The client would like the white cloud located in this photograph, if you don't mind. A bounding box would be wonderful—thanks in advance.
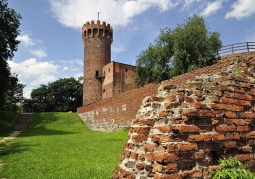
[112,45,126,53]
[8,58,60,79]
[8,58,60,98]
[16,34,35,47]
[225,0,255,19]
[200,0,223,17]
[63,66,68,71]
[30,74,57,86]
[49,0,178,29]
[29,48,47,58]
[181,0,201,10]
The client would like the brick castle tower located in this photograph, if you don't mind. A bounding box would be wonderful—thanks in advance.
[82,20,113,105]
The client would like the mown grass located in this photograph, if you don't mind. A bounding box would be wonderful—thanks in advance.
[0,112,128,179]
[0,111,18,140]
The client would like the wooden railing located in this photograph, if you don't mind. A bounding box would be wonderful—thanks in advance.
[218,42,255,56]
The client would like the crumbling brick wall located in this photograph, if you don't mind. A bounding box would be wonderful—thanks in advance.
[112,52,255,179]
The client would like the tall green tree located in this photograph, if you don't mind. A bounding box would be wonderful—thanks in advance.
[0,0,22,106]
[23,77,83,112]
[135,15,222,87]
[1,74,25,111]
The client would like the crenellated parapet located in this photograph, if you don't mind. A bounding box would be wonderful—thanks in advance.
[82,20,113,42]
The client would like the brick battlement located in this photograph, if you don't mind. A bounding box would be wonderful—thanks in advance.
[82,20,113,40]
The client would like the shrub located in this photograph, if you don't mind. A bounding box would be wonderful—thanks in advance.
[211,158,255,179]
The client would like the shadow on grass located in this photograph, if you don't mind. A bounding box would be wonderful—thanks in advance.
[20,126,76,137]
[18,112,79,137]
[0,141,35,156]
[0,111,18,139]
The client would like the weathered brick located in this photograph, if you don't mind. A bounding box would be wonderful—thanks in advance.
[209,166,219,172]
[233,99,251,106]
[211,134,225,141]
[130,152,138,160]
[179,125,199,133]
[225,105,244,111]
[167,95,176,102]
[154,173,182,179]
[145,153,153,162]
[191,170,203,178]
[209,103,226,110]
[149,96,164,102]
[167,144,176,152]
[136,163,145,170]
[132,119,155,126]
[238,112,255,119]
[195,151,204,159]
[223,141,237,148]
[224,111,236,118]
[204,134,212,142]
[178,143,198,151]
[153,163,163,172]
[157,126,171,133]
[157,145,166,152]
[211,118,219,125]
[132,135,148,143]
[132,127,150,135]
[246,131,255,139]
[215,125,236,132]
[235,154,251,161]
[185,96,195,103]
[237,126,250,132]
[225,133,240,140]
[160,135,173,143]
[143,143,156,152]
[165,102,179,109]
[191,102,208,109]
[233,119,251,125]
[124,150,131,157]
[240,146,253,153]
[165,163,177,172]
[188,135,204,142]
[182,109,218,117]
[234,93,253,101]
[158,110,168,117]
[153,153,175,163]
[220,97,234,104]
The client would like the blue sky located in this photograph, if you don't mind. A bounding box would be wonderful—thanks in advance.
[7,0,255,98]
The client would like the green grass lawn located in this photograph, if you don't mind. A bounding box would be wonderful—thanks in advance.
[0,111,18,140]
[0,112,128,179]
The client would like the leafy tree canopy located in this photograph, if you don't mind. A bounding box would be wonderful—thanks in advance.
[135,15,222,87]
[23,77,83,112]
[0,0,22,105]
[0,73,25,111]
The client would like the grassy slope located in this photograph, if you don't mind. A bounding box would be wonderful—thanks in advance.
[0,112,128,179]
[0,111,18,140]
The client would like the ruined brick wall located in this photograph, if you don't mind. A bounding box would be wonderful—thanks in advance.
[112,52,255,179]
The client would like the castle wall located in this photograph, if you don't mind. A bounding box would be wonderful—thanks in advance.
[78,83,158,131]
[112,52,255,178]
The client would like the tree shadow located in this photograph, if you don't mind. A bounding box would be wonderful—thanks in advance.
[0,141,35,157]
[17,112,79,137]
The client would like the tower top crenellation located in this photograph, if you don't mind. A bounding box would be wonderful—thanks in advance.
[82,20,112,31]
[82,20,113,41]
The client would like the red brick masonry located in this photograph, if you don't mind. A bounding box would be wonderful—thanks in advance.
[111,52,255,178]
